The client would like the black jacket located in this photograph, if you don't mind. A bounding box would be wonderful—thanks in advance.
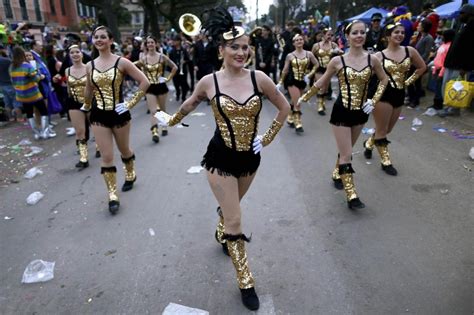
[444,20,474,70]
[169,47,191,76]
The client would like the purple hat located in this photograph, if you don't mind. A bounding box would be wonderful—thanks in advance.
[393,6,409,16]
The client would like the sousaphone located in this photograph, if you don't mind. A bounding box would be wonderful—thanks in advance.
[179,13,201,36]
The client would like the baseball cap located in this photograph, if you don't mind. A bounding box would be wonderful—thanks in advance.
[371,13,383,21]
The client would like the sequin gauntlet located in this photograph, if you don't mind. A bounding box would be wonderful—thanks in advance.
[301,85,320,102]
[223,234,255,289]
[82,99,92,111]
[306,65,317,78]
[404,72,420,87]
[168,110,187,127]
[261,119,283,147]
[278,72,287,85]
[126,89,146,110]
[371,82,387,104]
[165,73,174,82]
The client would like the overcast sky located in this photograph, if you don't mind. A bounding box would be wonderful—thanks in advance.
[243,0,273,21]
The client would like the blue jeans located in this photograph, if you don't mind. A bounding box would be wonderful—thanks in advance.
[0,85,21,109]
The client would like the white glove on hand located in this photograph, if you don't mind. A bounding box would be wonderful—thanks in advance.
[297,96,305,106]
[80,105,90,112]
[158,76,167,83]
[362,99,375,114]
[304,75,310,85]
[252,135,263,154]
[115,102,129,115]
[276,83,283,92]
[154,111,172,127]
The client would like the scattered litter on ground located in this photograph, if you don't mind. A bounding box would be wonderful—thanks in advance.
[366,161,372,165]
[162,303,209,315]
[52,150,62,157]
[190,112,206,117]
[26,191,44,205]
[398,115,406,120]
[451,130,474,140]
[462,164,472,172]
[433,127,447,133]
[186,166,204,174]
[24,146,43,157]
[18,139,32,146]
[422,108,437,116]
[176,125,185,129]
[87,298,93,303]
[21,259,55,283]
[0,145,6,149]
[469,147,474,160]
[104,249,117,256]
[411,118,423,131]
[66,127,75,136]
[201,124,206,127]
[24,167,43,179]
[148,228,156,236]
[4,216,14,220]
[440,189,449,195]
[362,127,375,135]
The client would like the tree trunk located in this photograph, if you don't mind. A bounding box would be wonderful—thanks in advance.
[79,0,121,43]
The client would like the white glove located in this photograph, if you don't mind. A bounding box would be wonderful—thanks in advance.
[252,135,263,154]
[80,105,90,112]
[154,111,172,127]
[304,75,310,85]
[276,83,283,92]
[158,76,167,83]
[331,48,339,54]
[297,96,305,106]
[362,99,375,114]
[115,102,129,115]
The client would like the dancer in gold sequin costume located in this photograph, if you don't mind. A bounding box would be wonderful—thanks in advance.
[135,36,177,143]
[299,21,388,210]
[82,26,150,214]
[278,33,318,132]
[311,28,342,115]
[65,45,89,169]
[363,23,426,175]
[155,7,290,310]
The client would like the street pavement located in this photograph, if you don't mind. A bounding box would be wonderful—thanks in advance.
[1,90,473,314]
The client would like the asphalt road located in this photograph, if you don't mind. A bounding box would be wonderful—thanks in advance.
[1,90,473,314]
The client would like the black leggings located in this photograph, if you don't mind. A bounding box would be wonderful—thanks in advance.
[23,100,48,118]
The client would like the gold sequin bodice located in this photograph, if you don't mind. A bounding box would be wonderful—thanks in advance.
[67,74,86,104]
[290,54,310,81]
[337,62,372,110]
[91,61,124,111]
[211,94,262,151]
[141,60,165,84]
[382,52,411,89]
[313,45,332,68]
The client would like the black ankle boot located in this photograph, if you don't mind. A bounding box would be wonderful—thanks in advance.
[109,200,120,214]
[240,287,260,310]
[75,161,89,168]
[333,178,343,190]
[348,198,365,210]
[382,164,398,176]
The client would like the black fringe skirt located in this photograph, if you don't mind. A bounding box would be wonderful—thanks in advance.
[66,97,82,111]
[380,84,405,108]
[201,136,260,178]
[330,95,369,127]
[147,83,169,96]
[90,106,131,129]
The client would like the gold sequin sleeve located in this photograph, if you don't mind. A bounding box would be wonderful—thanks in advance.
[261,119,283,147]
[168,110,187,127]
[278,71,287,85]
[371,82,387,104]
[126,89,146,110]
[134,60,143,68]
[404,72,420,87]
[300,85,320,102]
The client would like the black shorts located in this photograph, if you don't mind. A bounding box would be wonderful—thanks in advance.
[380,84,405,108]
[316,66,327,74]
[284,78,306,90]
[147,83,169,96]
[90,106,131,129]
[201,135,260,178]
[66,97,82,111]
[330,95,369,127]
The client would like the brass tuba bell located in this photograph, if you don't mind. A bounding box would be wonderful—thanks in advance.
[179,13,201,37]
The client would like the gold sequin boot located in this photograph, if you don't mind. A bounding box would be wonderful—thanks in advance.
[294,110,304,133]
[151,124,160,143]
[339,163,365,210]
[363,135,374,159]
[286,105,295,128]
[101,166,120,214]
[317,96,326,115]
[214,207,229,256]
[121,154,136,192]
[75,139,89,169]
[374,138,398,176]
[223,234,259,310]
[332,154,343,190]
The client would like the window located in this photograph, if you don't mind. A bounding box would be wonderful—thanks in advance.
[19,0,28,20]
[3,0,13,19]
[134,13,142,24]
[60,0,66,15]
[50,0,56,15]
[34,0,42,21]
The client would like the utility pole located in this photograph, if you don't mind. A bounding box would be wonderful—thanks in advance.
[256,0,259,26]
